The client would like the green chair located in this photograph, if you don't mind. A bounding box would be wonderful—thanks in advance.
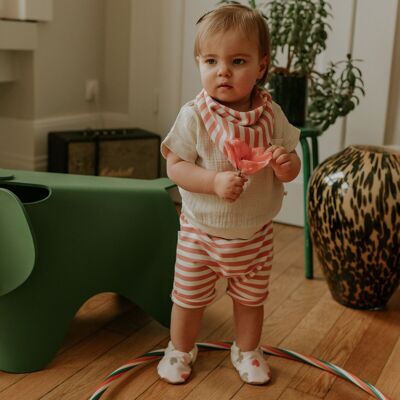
[0,169,178,373]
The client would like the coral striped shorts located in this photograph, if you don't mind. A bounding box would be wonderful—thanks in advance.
[171,214,273,309]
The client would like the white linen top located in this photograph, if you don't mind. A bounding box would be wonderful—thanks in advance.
[161,100,300,239]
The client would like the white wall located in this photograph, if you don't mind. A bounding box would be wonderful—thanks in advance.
[128,0,162,134]
[386,0,400,146]
[33,0,106,166]
[345,0,398,147]
[125,0,186,138]
[34,0,105,118]
[156,0,185,136]
[180,0,211,105]
[103,0,130,115]
[0,0,399,202]
[0,0,105,170]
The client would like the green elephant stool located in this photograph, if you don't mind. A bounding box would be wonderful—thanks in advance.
[0,168,179,373]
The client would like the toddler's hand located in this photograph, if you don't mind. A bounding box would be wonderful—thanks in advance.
[267,145,300,182]
[213,171,247,202]
[267,145,291,170]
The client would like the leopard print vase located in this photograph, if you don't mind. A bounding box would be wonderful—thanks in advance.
[308,145,400,309]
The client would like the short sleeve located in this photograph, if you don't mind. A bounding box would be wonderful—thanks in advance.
[161,104,199,163]
[270,102,300,152]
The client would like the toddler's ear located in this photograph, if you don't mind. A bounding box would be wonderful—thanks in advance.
[258,55,268,78]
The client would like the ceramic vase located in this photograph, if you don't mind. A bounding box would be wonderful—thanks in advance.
[308,145,400,309]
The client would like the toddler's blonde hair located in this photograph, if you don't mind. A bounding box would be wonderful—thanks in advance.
[194,4,271,85]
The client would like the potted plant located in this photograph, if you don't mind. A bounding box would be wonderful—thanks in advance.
[219,0,365,130]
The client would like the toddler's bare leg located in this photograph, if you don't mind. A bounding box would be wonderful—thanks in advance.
[231,300,270,384]
[233,300,264,350]
[157,303,204,383]
[170,303,205,352]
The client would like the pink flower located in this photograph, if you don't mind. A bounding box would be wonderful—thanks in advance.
[224,139,272,175]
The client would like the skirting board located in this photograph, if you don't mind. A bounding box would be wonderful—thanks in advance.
[0,151,36,170]
[0,116,34,169]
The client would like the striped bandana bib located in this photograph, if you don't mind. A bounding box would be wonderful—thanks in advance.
[195,88,275,159]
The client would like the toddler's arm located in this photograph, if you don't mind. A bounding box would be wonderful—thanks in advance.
[166,150,247,202]
[267,146,301,183]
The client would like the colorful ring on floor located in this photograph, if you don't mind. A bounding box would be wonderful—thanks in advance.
[89,341,390,400]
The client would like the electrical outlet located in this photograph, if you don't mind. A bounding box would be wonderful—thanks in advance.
[85,79,99,102]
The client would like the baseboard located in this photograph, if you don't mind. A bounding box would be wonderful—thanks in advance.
[0,151,35,170]
[33,154,48,171]
[0,117,34,170]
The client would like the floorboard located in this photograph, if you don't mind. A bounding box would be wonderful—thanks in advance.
[0,223,399,400]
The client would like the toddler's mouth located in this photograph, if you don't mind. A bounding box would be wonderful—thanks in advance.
[218,84,233,88]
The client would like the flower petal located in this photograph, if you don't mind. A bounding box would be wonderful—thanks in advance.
[235,139,251,159]
[224,141,239,169]
[224,139,271,175]
[239,156,272,175]
[249,149,273,163]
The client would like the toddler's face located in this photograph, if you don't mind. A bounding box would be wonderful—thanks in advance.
[197,29,267,112]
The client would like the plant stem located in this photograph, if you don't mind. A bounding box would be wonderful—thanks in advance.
[249,0,257,8]
[287,46,293,73]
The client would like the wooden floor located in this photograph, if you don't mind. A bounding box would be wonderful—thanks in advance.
[1,223,399,400]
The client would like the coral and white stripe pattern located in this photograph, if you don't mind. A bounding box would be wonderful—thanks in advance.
[195,88,275,166]
[172,214,273,309]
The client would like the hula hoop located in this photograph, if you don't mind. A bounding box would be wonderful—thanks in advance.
[89,341,390,400]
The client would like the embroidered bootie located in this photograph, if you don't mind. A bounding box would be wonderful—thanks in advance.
[230,342,271,385]
[157,341,198,384]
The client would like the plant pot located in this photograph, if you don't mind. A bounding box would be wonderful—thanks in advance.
[268,74,308,126]
[307,145,400,310]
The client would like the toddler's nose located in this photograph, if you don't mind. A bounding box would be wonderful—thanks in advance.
[218,63,231,77]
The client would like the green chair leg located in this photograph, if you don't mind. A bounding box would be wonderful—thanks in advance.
[300,138,313,279]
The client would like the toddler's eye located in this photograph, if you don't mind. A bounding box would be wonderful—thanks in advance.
[205,58,216,65]
[233,58,245,65]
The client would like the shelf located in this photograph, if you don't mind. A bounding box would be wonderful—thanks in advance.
[0,0,52,22]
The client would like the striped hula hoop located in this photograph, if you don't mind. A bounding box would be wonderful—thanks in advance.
[89,341,390,400]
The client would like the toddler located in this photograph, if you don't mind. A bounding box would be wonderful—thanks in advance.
[157,4,301,385]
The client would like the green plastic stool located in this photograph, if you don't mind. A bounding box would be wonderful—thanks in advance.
[0,169,179,373]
